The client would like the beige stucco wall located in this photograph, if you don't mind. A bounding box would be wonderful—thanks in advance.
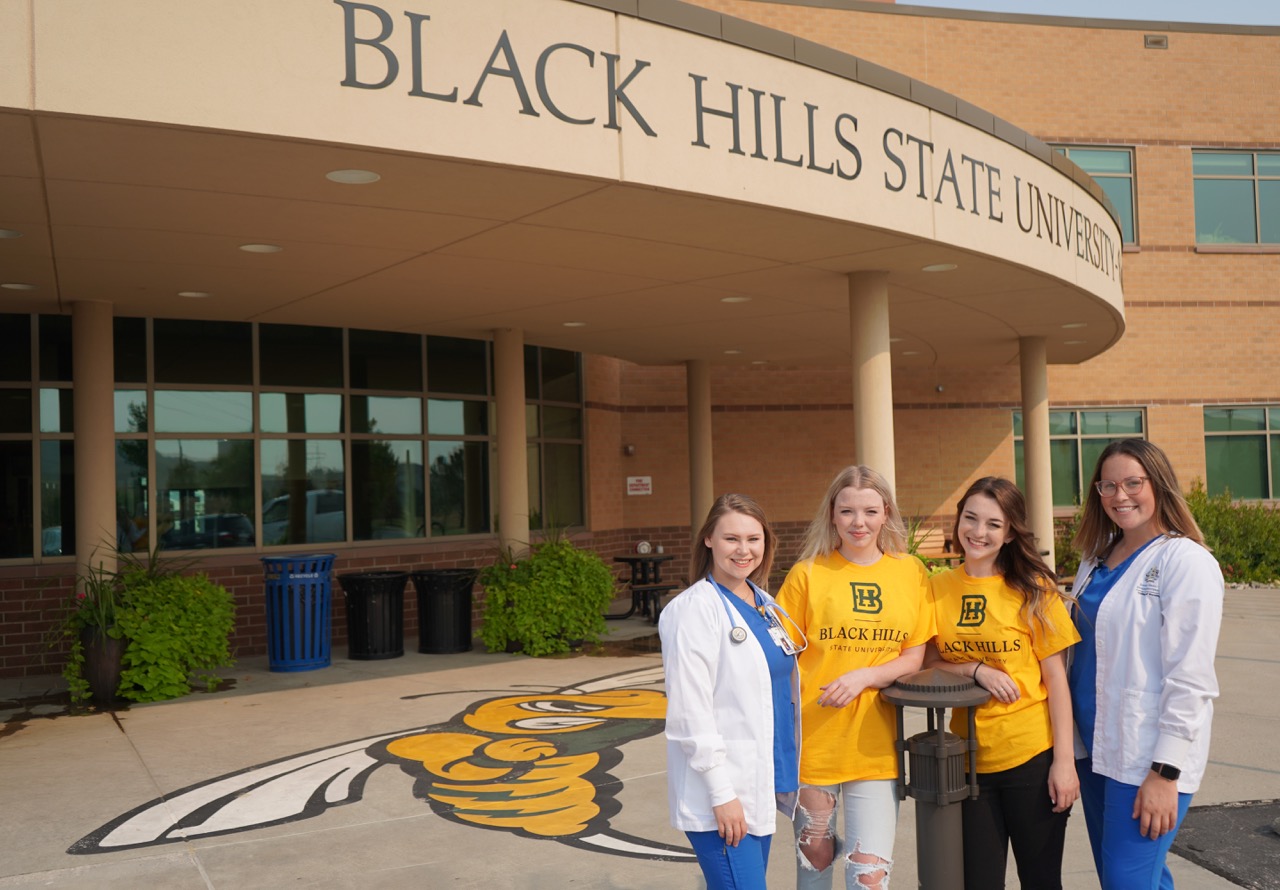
[6,0,1121,312]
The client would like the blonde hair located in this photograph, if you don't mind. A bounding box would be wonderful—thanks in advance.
[798,465,907,561]
[690,493,777,588]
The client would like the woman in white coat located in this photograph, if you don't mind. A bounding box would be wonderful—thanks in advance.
[659,493,803,889]
[1068,438,1224,889]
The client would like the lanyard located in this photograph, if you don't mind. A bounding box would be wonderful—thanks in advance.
[710,578,807,654]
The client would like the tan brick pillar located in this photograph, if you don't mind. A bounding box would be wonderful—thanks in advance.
[849,272,896,492]
[686,358,713,533]
[493,328,530,557]
[1019,336,1055,569]
[72,300,117,582]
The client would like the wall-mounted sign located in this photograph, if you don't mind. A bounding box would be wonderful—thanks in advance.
[626,476,652,496]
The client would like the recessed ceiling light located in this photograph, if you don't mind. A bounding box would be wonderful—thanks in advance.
[239,243,283,253]
[1,282,36,290]
[889,337,904,343]
[901,350,920,356]
[562,321,586,327]
[326,169,381,185]
[720,296,752,303]
[178,291,211,299]
[922,263,957,273]
[0,229,22,239]
[1062,322,1088,329]
[751,359,768,365]
[1064,339,1086,345]
[724,349,742,355]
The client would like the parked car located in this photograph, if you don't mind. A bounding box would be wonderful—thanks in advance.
[261,490,345,545]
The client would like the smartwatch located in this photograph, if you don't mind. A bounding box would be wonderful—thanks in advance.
[1150,761,1181,781]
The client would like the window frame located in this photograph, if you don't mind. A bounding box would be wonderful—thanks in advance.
[1192,149,1280,246]
[1203,405,1280,500]
[1053,145,1138,245]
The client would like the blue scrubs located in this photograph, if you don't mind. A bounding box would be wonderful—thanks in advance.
[1069,539,1192,890]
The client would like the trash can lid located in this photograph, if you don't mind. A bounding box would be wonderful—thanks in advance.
[881,668,991,709]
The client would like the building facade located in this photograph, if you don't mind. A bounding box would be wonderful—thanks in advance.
[1,0,1275,677]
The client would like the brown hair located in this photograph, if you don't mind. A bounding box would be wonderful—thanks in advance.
[798,465,907,561]
[1073,438,1204,561]
[690,493,777,588]
[955,477,1066,638]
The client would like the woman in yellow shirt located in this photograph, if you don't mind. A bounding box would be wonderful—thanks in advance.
[777,465,934,890]
[926,476,1079,889]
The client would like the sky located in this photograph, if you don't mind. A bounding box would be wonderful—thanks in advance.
[911,0,1280,26]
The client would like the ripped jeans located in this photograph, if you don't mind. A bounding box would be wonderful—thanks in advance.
[793,779,898,890]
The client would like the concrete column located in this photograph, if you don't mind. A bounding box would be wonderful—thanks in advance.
[686,359,714,532]
[1019,336,1055,570]
[493,328,530,556]
[72,301,117,580]
[849,272,896,492]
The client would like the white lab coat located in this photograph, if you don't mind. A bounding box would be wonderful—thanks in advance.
[1072,534,1224,792]
[659,577,801,835]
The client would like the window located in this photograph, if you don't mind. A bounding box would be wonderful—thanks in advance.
[1193,150,1280,244]
[1014,409,1145,507]
[1204,407,1280,499]
[1055,146,1137,244]
[522,346,584,529]
[3,314,585,560]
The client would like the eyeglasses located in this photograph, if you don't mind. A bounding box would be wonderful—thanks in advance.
[1095,476,1149,498]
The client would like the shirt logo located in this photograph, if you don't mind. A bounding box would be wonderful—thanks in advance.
[1138,566,1161,596]
[957,594,987,627]
[850,582,883,614]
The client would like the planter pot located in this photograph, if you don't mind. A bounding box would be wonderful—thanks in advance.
[80,627,127,706]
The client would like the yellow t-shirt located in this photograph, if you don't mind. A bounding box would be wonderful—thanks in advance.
[776,551,934,785]
[928,567,1080,773]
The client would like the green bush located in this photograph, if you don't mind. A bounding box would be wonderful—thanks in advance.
[1055,506,1083,580]
[479,537,617,657]
[114,570,236,701]
[1187,481,1280,584]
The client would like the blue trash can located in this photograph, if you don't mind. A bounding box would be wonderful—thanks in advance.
[261,554,335,672]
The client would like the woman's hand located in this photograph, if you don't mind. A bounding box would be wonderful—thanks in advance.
[713,799,749,847]
[1047,757,1079,813]
[973,662,1021,704]
[817,669,869,708]
[1134,771,1180,839]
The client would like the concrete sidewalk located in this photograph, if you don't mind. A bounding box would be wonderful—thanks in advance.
[1,589,1277,889]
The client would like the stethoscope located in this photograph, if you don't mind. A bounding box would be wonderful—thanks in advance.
[711,578,808,654]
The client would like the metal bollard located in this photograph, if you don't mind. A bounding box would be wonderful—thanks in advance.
[881,668,991,890]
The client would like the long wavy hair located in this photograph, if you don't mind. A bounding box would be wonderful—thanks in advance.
[1073,438,1204,561]
[955,477,1066,638]
[690,493,777,588]
[798,465,907,561]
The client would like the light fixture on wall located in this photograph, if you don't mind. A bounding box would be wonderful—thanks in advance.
[623,444,636,457]
[325,168,381,184]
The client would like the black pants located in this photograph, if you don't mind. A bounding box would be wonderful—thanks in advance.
[962,747,1071,890]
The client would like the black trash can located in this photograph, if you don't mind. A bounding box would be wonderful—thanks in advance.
[261,554,335,673]
[337,570,409,660]
[410,568,478,654]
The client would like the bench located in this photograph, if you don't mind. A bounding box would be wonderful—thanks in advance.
[607,555,679,624]
[914,526,965,567]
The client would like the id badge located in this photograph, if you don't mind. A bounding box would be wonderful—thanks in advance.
[769,624,798,656]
